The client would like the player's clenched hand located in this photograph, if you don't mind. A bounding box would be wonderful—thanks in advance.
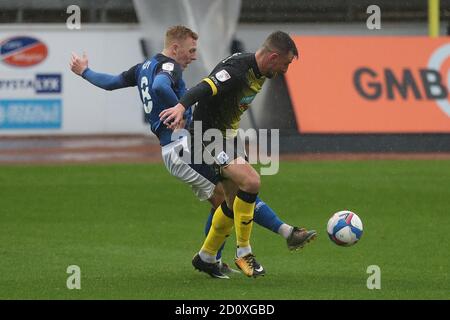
[159,104,185,130]
[70,52,89,76]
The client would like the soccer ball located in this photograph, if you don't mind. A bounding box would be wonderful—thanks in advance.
[327,210,363,246]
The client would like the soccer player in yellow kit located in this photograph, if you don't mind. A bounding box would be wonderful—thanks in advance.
[160,31,314,278]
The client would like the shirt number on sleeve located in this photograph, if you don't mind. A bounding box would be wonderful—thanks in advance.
[140,76,153,114]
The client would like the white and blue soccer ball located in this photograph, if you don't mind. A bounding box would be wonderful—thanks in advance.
[327,210,363,246]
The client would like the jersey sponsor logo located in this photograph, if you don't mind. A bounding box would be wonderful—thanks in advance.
[162,62,174,72]
[215,70,231,82]
[0,36,48,67]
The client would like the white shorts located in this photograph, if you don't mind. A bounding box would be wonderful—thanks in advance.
[161,137,218,201]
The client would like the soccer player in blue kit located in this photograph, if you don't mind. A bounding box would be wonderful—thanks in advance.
[70,25,316,279]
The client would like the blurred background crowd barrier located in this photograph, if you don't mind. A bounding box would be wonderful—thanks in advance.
[0,0,449,152]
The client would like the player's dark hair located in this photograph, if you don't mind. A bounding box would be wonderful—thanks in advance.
[263,31,298,58]
[165,25,198,47]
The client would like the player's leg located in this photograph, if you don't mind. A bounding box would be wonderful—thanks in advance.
[203,206,240,274]
[192,190,235,278]
[204,194,316,264]
[198,172,267,278]
[204,184,232,269]
[199,135,263,277]
[217,136,315,251]
[203,209,225,259]
[220,159,265,277]
[161,138,230,278]
[164,136,313,277]
[253,197,317,250]
[199,177,315,278]
[198,179,236,265]
[202,180,242,275]
[161,137,252,278]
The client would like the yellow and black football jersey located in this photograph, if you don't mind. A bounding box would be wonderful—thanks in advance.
[193,52,266,136]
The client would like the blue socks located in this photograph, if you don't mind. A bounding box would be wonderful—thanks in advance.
[254,197,284,233]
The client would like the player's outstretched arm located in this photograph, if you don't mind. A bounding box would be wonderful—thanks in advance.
[70,52,136,91]
[152,74,179,107]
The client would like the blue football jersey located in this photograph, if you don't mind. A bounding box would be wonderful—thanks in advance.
[122,53,189,146]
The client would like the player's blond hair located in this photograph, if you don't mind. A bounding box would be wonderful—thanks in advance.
[164,26,198,48]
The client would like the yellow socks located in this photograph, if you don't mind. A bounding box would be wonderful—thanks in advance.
[233,190,258,249]
[201,202,234,256]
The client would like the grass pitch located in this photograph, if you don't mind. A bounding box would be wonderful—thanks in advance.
[0,160,449,299]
